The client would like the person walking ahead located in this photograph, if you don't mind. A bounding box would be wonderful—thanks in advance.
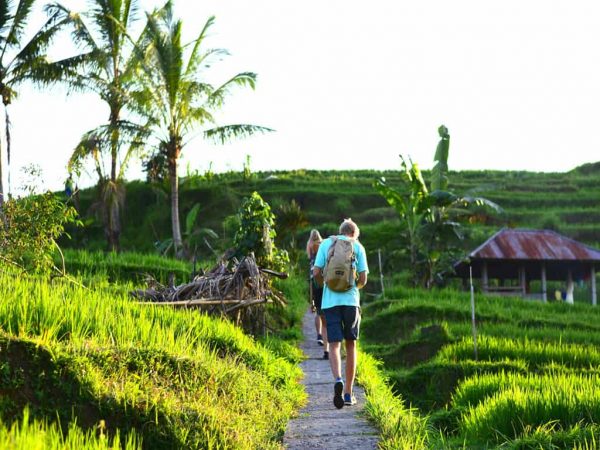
[313,218,368,409]
[306,229,329,359]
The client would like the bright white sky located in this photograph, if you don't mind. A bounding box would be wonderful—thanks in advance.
[5,0,600,193]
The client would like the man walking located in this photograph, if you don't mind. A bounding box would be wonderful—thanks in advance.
[313,218,368,409]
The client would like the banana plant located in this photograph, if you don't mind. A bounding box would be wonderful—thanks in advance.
[156,202,218,258]
[375,126,502,287]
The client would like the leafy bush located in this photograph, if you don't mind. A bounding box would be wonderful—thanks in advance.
[233,192,289,272]
[0,191,79,275]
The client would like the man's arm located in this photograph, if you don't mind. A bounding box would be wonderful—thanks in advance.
[313,266,323,287]
[357,271,367,289]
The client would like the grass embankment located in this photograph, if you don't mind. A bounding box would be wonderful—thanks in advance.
[0,251,306,449]
[60,249,193,286]
[360,288,600,448]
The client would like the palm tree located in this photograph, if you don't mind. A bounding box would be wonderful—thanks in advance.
[133,1,272,256]
[47,0,147,251]
[0,0,70,209]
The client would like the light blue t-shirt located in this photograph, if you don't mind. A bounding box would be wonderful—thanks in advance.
[314,235,369,309]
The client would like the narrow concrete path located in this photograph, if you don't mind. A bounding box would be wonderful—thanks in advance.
[283,308,379,449]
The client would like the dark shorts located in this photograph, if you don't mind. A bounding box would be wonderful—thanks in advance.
[323,306,361,342]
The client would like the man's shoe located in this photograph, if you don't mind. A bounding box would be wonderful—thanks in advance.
[333,380,344,409]
[344,393,357,406]
[317,334,324,346]
[323,351,329,360]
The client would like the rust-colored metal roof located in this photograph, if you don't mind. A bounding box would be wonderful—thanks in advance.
[468,228,600,261]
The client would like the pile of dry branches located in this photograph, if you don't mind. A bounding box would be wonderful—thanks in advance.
[130,254,287,317]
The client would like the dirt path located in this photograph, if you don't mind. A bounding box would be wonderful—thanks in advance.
[283,308,379,449]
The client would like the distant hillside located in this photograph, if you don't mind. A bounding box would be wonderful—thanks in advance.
[64,163,600,264]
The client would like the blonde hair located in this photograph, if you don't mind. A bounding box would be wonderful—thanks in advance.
[339,218,360,239]
[306,229,323,258]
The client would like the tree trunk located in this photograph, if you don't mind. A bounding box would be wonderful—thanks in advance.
[0,133,4,210]
[105,104,121,251]
[104,206,121,252]
[4,108,10,198]
[100,179,121,253]
[168,151,183,256]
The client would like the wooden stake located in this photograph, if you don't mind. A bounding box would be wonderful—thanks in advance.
[470,266,478,361]
[378,248,385,299]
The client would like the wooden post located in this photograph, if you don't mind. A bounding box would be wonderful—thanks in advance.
[592,265,597,306]
[482,261,489,293]
[469,266,478,360]
[566,269,574,304]
[519,265,526,296]
[378,249,385,299]
[541,263,547,302]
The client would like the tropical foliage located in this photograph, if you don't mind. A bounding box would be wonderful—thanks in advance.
[49,0,149,251]
[131,1,272,256]
[155,202,218,258]
[0,189,78,274]
[0,0,70,208]
[275,199,309,251]
[375,126,501,287]
[233,191,289,272]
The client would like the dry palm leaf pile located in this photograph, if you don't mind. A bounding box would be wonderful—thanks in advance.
[130,254,288,318]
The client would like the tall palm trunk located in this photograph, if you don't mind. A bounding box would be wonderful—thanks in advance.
[105,104,122,252]
[0,103,6,209]
[0,138,4,209]
[100,178,122,252]
[168,137,183,255]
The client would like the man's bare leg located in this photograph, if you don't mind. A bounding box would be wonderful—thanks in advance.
[321,316,329,353]
[328,341,342,379]
[344,340,357,395]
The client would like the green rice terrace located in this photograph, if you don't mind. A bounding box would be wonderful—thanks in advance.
[360,287,600,448]
[2,163,600,449]
[65,162,600,258]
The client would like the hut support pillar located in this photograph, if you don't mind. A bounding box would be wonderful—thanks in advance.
[541,263,547,302]
[519,265,526,296]
[566,269,574,304]
[592,265,597,306]
[481,262,488,293]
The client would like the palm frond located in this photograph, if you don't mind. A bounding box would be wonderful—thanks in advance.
[14,52,93,87]
[119,120,152,178]
[186,47,228,78]
[184,15,216,76]
[183,106,214,129]
[10,6,75,74]
[121,0,139,31]
[203,124,273,145]
[0,1,11,38]
[70,119,149,178]
[209,72,256,107]
[5,0,35,46]
[69,130,104,178]
[44,3,100,53]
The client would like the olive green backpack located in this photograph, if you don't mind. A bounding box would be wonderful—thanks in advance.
[323,237,356,292]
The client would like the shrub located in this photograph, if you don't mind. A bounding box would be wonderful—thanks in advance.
[0,191,79,275]
[233,192,289,272]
